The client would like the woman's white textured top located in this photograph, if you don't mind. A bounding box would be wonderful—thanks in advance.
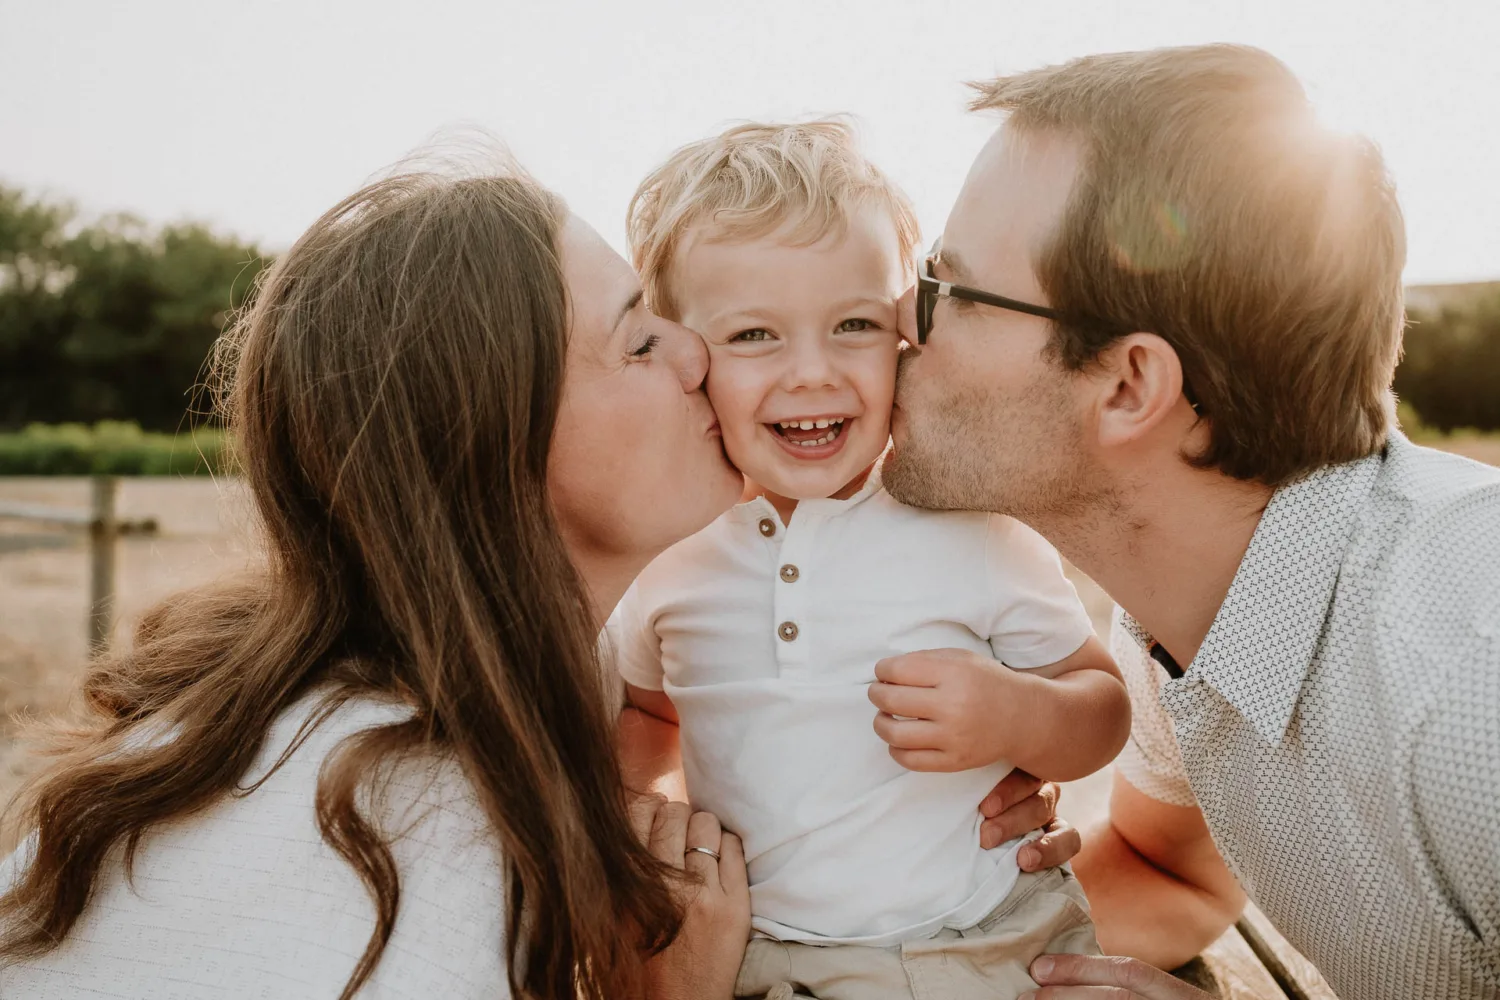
[0,693,510,998]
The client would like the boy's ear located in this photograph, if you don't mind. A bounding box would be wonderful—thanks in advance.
[1093,333,1196,449]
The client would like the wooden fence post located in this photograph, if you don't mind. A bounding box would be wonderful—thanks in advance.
[88,475,119,655]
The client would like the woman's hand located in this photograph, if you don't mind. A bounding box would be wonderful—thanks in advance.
[630,795,751,1000]
[978,769,1082,870]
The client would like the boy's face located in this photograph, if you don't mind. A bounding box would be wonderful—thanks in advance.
[673,206,906,501]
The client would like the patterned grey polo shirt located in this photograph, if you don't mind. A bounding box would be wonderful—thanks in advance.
[1112,431,1500,1000]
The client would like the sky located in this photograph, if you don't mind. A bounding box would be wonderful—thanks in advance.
[2,0,1497,284]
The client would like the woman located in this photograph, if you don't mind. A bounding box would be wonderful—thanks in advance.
[0,165,751,998]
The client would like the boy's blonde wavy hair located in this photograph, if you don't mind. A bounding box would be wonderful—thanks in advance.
[627,118,921,320]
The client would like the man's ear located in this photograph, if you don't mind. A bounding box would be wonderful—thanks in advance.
[1093,333,1193,449]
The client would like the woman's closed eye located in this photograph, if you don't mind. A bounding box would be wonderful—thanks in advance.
[630,333,661,359]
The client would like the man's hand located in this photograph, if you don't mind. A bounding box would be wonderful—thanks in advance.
[978,768,1081,863]
[1019,955,1214,1000]
[868,647,1021,771]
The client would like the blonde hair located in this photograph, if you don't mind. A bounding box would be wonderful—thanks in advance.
[627,118,921,320]
[969,44,1405,487]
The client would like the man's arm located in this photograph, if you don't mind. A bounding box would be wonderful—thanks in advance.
[1072,770,1246,969]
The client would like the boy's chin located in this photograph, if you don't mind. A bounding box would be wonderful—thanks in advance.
[745,460,871,503]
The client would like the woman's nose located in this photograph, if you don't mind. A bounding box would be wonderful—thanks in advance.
[664,320,710,392]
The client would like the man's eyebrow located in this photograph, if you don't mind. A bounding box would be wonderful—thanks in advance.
[614,288,644,330]
[938,248,976,285]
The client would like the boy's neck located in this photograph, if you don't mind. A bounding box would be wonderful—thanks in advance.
[743,461,878,525]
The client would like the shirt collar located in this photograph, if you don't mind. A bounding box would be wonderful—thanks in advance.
[1127,438,1389,744]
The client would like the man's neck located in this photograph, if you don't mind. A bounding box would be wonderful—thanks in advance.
[1037,470,1273,666]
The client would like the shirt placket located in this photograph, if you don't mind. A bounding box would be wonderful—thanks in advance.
[767,508,815,679]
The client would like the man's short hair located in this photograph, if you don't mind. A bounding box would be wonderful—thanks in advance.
[627,118,921,320]
[970,44,1406,486]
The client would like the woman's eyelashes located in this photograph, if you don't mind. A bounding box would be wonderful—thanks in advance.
[629,333,661,359]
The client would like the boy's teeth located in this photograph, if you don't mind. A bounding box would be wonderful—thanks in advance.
[815,419,830,429]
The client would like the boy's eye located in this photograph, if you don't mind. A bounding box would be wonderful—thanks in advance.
[630,333,661,358]
[730,329,772,343]
[836,318,876,333]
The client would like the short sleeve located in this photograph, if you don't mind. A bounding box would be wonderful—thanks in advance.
[603,582,665,692]
[1110,607,1198,808]
[982,514,1096,669]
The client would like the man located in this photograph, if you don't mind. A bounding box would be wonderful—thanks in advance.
[881,44,1500,1000]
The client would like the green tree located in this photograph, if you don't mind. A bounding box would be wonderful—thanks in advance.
[0,184,268,430]
[1396,290,1500,432]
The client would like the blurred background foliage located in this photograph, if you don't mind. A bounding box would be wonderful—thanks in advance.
[0,182,1496,477]
[0,184,265,433]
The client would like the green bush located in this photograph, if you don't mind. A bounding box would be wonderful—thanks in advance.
[0,422,229,476]
[1395,289,1500,433]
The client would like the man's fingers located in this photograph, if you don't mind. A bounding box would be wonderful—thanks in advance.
[868,681,940,720]
[872,712,945,750]
[979,769,1046,818]
[1028,953,1209,999]
[1017,820,1082,869]
[647,800,691,867]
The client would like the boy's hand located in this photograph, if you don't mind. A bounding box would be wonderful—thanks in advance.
[867,647,1020,772]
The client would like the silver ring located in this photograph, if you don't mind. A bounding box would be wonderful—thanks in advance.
[685,846,721,862]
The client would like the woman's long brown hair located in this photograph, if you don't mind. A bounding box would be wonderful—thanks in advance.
[0,168,681,998]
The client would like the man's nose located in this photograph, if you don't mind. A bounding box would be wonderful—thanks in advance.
[896,285,918,348]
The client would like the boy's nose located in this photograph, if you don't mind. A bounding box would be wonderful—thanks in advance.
[784,337,839,390]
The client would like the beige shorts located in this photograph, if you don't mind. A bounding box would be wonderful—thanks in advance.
[734,867,1100,1000]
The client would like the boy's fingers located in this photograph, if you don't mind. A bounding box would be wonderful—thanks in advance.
[872,712,945,750]
[873,653,942,687]
[889,746,957,772]
[867,680,940,719]
[979,770,1047,818]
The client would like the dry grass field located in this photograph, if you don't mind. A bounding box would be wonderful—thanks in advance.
[0,435,1493,997]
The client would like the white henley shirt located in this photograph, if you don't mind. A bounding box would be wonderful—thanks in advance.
[608,469,1095,945]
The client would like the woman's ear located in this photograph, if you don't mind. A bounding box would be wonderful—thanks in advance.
[1093,333,1194,449]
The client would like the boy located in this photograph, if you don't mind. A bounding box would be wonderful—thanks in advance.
[612,120,1130,1000]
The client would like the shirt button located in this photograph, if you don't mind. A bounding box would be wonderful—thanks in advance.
[758,518,777,538]
[779,564,800,583]
[778,621,799,642]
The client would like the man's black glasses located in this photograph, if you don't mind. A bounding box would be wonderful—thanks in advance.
[913,249,1203,414]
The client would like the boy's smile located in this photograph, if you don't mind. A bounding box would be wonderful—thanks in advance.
[672,205,909,506]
